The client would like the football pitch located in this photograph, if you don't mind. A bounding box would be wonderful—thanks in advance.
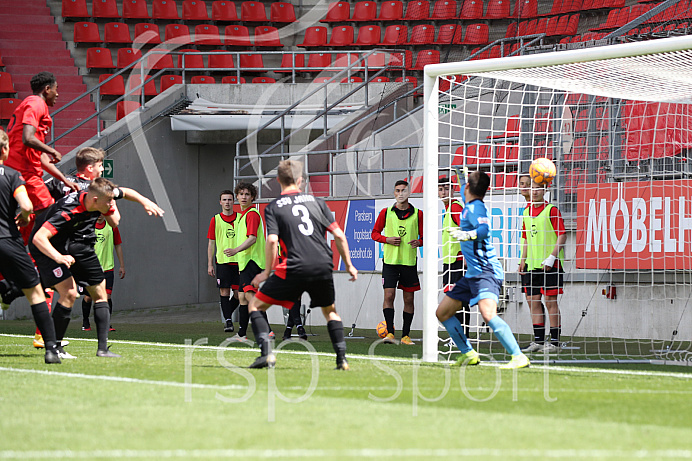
[1,319,691,460]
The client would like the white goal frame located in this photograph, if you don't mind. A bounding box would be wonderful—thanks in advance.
[421,35,692,363]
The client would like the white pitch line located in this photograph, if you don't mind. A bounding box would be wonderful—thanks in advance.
[1,333,691,379]
[0,448,690,459]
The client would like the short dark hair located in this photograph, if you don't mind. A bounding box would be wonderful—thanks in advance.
[467,170,490,199]
[394,180,409,189]
[75,147,105,172]
[277,160,304,186]
[88,177,117,197]
[438,176,449,185]
[30,72,56,94]
[219,189,233,199]
[234,182,257,200]
[518,171,531,181]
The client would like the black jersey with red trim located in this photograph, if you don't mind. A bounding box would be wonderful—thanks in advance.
[0,164,25,239]
[265,191,338,279]
[31,189,122,247]
[45,174,92,201]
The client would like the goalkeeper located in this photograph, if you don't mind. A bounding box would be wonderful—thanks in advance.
[435,170,529,369]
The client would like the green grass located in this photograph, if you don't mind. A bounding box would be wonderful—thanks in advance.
[1,319,691,460]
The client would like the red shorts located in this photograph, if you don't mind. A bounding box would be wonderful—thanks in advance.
[24,175,55,211]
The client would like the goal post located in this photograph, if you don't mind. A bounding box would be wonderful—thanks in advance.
[422,35,692,364]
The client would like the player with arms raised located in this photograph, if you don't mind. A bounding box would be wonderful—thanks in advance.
[249,160,358,369]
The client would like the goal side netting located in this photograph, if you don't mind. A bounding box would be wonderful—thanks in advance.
[421,35,692,365]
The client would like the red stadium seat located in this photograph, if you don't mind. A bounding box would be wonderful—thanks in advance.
[379,24,408,45]
[86,47,114,70]
[104,22,132,44]
[378,1,404,20]
[389,50,412,69]
[431,0,457,20]
[395,75,418,87]
[152,0,180,20]
[574,108,589,132]
[505,22,517,38]
[461,23,489,44]
[74,22,102,44]
[62,0,89,19]
[191,76,216,84]
[435,24,463,44]
[123,0,150,19]
[270,2,296,23]
[564,14,580,35]
[239,53,264,70]
[254,26,283,47]
[212,1,238,21]
[404,0,430,20]
[546,16,561,35]
[410,49,439,70]
[221,76,246,84]
[535,17,549,34]
[0,98,19,119]
[496,144,519,161]
[224,25,251,46]
[252,77,275,83]
[329,26,354,47]
[165,24,192,44]
[313,77,333,83]
[195,25,222,45]
[116,101,140,120]
[371,76,390,82]
[355,25,381,46]
[298,26,328,47]
[460,0,483,19]
[485,0,510,18]
[183,0,209,20]
[160,74,183,92]
[92,0,120,18]
[321,2,350,22]
[341,76,363,83]
[134,23,161,44]
[513,0,537,18]
[277,53,304,72]
[208,51,235,69]
[570,137,587,161]
[307,53,332,71]
[127,75,158,96]
[352,1,377,21]
[334,53,358,68]
[597,136,609,160]
[116,48,143,68]
[407,24,435,44]
[98,75,125,96]
[241,2,267,22]
[365,51,386,68]
[145,51,174,70]
[177,49,204,68]
[546,0,563,16]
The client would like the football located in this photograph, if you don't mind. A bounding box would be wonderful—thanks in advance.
[529,157,557,185]
[376,321,388,338]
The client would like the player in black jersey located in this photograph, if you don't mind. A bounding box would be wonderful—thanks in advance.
[249,160,358,369]
[0,130,61,363]
[30,178,163,358]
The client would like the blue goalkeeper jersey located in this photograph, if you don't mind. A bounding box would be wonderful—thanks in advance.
[459,199,504,281]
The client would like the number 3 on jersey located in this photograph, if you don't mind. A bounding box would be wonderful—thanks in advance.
[292,205,314,236]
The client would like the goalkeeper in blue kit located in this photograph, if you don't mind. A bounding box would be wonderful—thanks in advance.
[435,170,530,369]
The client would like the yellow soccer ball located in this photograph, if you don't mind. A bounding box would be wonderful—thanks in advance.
[529,157,557,185]
[376,321,388,338]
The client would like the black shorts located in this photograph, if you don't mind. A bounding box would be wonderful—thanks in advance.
[521,272,531,294]
[0,237,40,289]
[256,274,335,309]
[31,241,105,289]
[382,262,420,292]
[526,267,564,296]
[216,263,239,290]
[77,270,114,296]
[239,260,262,293]
[442,260,464,293]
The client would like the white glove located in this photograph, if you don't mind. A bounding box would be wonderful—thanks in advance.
[450,228,477,241]
[542,254,557,268]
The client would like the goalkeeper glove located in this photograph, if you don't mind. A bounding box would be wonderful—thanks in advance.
[450,228,477,241]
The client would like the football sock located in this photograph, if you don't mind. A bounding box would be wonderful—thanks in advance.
[550,326,561,346]
[488,316,521,356]
[250,310,271,356]
[454,302,471,336]
[441,316,472,354]
[327,320,346,363]
[82,298,92,326]
[52,303,72,342]
[402,311,413,338]
[219,295,234,321]
[260,310,272,333]
[533,323,546,344]
[238,304,249,336]
[31,302,57,351]
[37,290,54,336]
[229,296,239,316]
[93,301,110,351]
[290,303,302,328]
[383,308,395,336]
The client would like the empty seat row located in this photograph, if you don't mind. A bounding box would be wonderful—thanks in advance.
[299,23,489,47]
[75,22,284,46]
[99,74,280,97]
[0,73,15,94]
[63,0,295,22]
[589,2,672,31]
[505,13,580,37]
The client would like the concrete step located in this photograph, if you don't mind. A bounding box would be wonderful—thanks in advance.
[1,56,76,67]
[0,40,67,51]
[0,14,56,24]
[8,65,80,77]
[0,30,63,41]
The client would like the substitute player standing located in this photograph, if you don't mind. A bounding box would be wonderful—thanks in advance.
[249,160,358,369]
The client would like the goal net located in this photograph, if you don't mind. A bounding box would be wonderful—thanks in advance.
[421,35,692,365]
